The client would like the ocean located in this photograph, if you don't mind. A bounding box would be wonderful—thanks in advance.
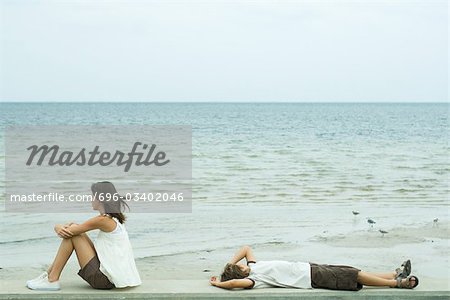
[0,102,448,268]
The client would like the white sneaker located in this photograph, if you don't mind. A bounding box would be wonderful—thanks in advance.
[27,277,60,291]
[26,271,48,287]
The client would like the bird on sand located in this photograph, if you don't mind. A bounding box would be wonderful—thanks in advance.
[379,229,388,237]
[367,218,376,227]
[433,218,439,226]
[352,211,360,216]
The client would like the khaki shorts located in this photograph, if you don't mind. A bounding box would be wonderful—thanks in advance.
[310,263,363,291]
[78,256,115,290]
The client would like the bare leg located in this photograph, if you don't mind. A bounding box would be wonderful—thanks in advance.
[47,234,96,282]
[357,271,416,288]
[365,271,396,280]
[72,234,96,269]
[47,239,73,281]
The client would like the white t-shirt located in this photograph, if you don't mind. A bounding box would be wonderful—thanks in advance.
[246,260,312,289]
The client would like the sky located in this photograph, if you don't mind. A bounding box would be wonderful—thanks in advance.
[0,0,448,102]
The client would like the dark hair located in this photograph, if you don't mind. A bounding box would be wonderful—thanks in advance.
[91,181,129,224]
[220,263,249,282]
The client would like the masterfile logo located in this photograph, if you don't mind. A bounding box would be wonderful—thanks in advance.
[5,125,192,213]
[25,142,170,172]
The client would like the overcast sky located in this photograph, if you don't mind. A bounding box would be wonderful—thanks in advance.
[0,0,448,102]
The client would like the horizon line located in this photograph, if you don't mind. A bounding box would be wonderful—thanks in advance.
[1,101,448,104]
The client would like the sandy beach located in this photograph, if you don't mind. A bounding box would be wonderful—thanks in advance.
[1,221,448,297]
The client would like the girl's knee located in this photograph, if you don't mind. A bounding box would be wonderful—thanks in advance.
[70,233,88,241]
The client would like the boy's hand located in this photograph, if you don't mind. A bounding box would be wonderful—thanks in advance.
[209,276,219,286]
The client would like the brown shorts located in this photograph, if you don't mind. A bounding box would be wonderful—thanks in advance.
[310,263,363,291]
[78,256,115,290]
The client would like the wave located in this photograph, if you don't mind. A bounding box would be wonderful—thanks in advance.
[0,235,53,245]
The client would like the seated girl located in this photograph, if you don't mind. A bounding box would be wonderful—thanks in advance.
[26,181,142,291]
[209,245,418,290]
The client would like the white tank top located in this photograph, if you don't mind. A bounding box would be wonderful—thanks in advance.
[94,217,142,288]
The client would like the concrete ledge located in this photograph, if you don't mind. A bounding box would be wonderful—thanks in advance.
[2,291,450,300]
[1,280,449,300]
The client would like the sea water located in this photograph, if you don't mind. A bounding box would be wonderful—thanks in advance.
[0,102,448,267]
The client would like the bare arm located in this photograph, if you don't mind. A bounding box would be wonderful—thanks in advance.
[210,277,253,289]
[54,216,112,238]
[229,245,256,264]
